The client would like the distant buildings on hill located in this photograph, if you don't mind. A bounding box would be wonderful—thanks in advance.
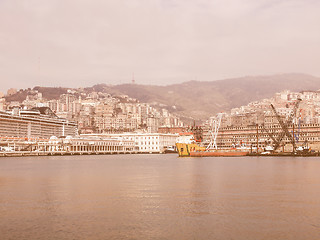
[206,89,320,129]
[201,90,320,151]
[1,88,185,134]
[3,87,320,138]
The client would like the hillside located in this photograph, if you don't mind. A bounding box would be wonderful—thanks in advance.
[5,73,320,120]
[109,73,320,119]
[5,87,69,102]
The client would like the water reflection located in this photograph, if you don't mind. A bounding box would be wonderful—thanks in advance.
[1,155,320,239]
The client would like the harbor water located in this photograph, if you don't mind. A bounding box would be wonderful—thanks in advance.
[1,155,320,239]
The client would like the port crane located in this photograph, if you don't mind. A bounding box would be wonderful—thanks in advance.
[206,113,223,150]
[294,110,302,142]
[270,98,301,151]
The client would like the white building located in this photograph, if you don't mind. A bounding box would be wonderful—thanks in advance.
[131,133,178,153]
[81,133,178,153]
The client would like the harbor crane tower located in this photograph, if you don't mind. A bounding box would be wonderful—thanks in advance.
[206,113,223,150]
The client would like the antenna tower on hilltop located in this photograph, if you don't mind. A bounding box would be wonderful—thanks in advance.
[132,72,135,84]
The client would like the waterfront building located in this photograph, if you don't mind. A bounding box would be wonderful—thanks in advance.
[201,123,320,152]
[131,133,177,153]
[0,108,77,140]
[38,135,135,153]
[0,98,5,111]
[198,89,320,152]
[81,133,178,153]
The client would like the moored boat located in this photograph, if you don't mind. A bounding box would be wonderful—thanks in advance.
[176,114,249,157]
[189,150,248,157]
[175,133,249,157]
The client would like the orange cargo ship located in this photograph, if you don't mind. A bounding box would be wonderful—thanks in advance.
[176,133,249,157]
[190,151,248,157]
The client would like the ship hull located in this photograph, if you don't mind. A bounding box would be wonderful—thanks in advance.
[190,151,248,157]
[176,142,248,157]
[176,142,206,157]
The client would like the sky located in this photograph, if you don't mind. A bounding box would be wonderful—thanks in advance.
[0,0,320,93]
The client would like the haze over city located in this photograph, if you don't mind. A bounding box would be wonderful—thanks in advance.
[3,1,320,239]
[1,0,320,92]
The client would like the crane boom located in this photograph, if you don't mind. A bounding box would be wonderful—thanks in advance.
[206,113,223,150]
[261,124,278,146]
[270,99,301,151]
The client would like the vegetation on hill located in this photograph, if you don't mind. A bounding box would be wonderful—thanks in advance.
[5,87,68,102]
[5,73,320,120]
[33,87,69,100]
[110,73,320,119]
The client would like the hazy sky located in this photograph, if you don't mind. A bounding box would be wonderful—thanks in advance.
[0,0,320,93]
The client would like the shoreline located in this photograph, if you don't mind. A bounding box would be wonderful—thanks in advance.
[0,151,169,158]
[1,151,320,158]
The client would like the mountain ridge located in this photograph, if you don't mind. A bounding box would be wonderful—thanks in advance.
[109,73,320,119]
[5,73,320,120]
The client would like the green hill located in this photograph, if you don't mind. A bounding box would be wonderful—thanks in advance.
[109,73,320,120]
[5,73,320,120]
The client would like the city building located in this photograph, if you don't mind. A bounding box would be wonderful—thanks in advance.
[81,133,178,153]
[0,108,77,139]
